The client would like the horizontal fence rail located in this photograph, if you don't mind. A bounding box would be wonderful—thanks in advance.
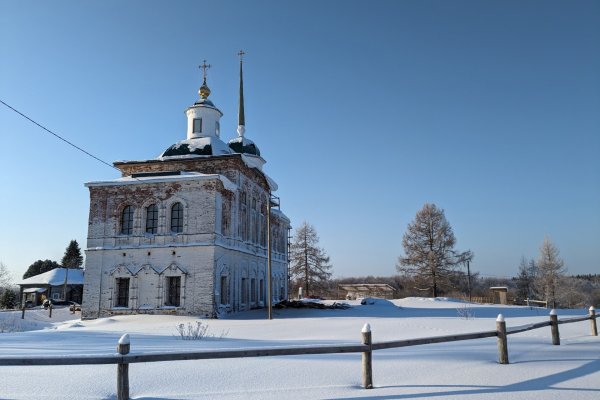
[506,320,550,334]
[0,307,597,400]
[371,330,499,351]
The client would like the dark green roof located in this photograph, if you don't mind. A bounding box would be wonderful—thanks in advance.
[160,138,232,158]
[228,137,260,156]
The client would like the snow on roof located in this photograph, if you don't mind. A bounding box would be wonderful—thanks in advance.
[229,136,261,156]
[17,268,84,286]
[85,171,237,192]
[339,283,396,292]
[22,287,47,293]
[159,137,233,159]
[270,207,290,222]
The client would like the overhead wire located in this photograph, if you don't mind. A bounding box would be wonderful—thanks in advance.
[0,99,142,180]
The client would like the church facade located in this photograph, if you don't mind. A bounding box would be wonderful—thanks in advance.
[81,58,290,319]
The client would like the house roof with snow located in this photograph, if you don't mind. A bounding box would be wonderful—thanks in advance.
[17,268,84,286]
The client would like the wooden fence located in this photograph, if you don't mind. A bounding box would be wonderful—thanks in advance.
[0,307,597,399]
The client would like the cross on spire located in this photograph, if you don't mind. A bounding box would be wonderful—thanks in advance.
[199,60,211,80]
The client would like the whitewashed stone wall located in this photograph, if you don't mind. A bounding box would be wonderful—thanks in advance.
[82,159,290,320]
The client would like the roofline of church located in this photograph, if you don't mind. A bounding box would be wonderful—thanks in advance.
[84,171,236,191]
[112,152,276,192]
[113,152,262,167]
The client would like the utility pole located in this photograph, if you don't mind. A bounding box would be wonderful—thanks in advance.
[267,193,272,320]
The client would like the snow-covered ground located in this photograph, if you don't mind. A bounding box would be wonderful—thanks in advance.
[0,298,598,399]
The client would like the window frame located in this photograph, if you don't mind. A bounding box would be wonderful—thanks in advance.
[241,278,248,304]
[240,192,247,240]
[170,202,183,233]
[220,276,229,305]
[115,278,130,307]
[165,276,181,307]
[193,118,202,133]
[121,205,134,235]
[145,204,158,234]
[259,279,264,302]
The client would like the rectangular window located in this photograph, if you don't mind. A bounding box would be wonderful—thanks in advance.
[241,278,248,304]
[121,206,134,235]
[221,199,230,236]
[251,198,257,244]
[146,205,158,234]
[115,278,130,307]
[259,279,264,302]
[215,121,220,136]
[240,192,247,241]
[170,203,183,233]
[193,118,202,133]
[220,276,229,305]
[251,278,256,303]
[166,276,181,307]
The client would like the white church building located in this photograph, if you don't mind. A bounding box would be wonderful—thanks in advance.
[81,56,290,319]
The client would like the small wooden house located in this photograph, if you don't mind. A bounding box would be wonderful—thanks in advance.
[339,283,396,300]
[490,286,508,305]
[17,268,84,306]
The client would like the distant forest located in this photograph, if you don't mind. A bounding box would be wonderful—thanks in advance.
[299,272,600,309]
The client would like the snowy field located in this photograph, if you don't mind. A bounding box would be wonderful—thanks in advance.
[0,298,598,399]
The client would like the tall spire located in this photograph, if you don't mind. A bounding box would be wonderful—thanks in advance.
[198,60,212,99]
[237,50,245,137]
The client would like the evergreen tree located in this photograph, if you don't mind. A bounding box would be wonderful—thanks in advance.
[515,256,537,302]
[397,203,473,297]
[0,289,17,309]
[22,259,61,279]
[61,240,84,269]
[289,222,333,298]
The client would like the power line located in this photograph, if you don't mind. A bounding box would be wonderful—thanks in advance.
[0,99,120,172]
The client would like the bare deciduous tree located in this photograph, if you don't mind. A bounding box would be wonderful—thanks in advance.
[0,262,12,289]
[536,236,566,308]
[397,203,473,297]
[289,222,332,298]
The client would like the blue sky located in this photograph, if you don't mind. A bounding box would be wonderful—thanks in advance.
[1,0,599,281]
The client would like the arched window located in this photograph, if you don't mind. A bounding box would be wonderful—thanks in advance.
[121,205,134,235]
[240,192,247,240]
[145,204,158,234]
[259,201,265,247]
[251,198,258,244]
[170,202,183,233]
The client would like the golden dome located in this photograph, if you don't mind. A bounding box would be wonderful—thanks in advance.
[199,77,211,99]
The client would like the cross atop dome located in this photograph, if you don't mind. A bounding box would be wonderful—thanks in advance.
[198,60,212,99]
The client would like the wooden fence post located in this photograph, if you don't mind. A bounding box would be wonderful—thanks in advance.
[550,309,560,345]
[361,323,373,389]
[48,304,52,318]
[496,314,508,364]
[117,334,130,400]
[590,306,598,336]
